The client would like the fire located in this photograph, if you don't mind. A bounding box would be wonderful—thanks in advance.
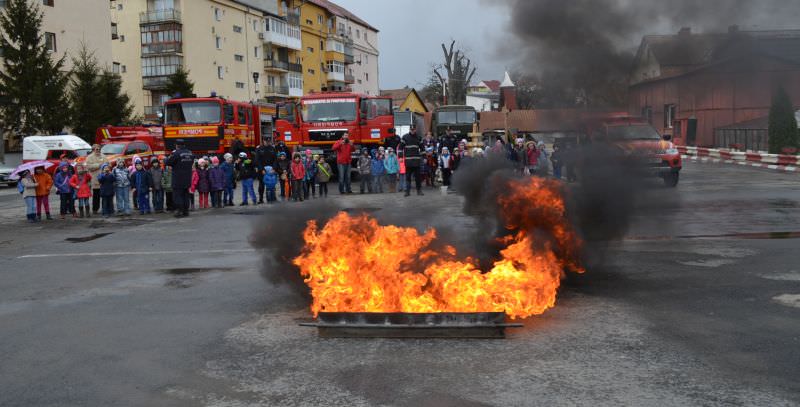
[293,177,583,319]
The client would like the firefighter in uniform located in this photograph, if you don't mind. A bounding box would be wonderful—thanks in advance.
[400,125,424,196]
[166,139,195,217]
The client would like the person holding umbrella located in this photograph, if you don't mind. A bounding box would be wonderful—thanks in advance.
[19,170,38,223]
[33,166,54,220]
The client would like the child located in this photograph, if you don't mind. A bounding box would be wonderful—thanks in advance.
[303,150,317,199]
[290,152,306,202]
[383,148,399,193]
[275,152,290,200]
[422,147,437,187]
[550,144,563,180]
[315,156,332,198]
[98,164,116,218]
[439,147,455,187]
[357,148,372,194]
[162,159,174,211]
[196,158,211,209]
[221,153,235,206]
[370,149,385,193]
[20,170,38,223]
[398,150,407,193]
[69,163,93,218]
[189,160,199,211]
[209,156,225,208]
[263,166,278,203]
[112,158,131,216]
[130,159,153,215]
[33,166,53,220]
[54,163,75,219]
[150,159,164,212]
[237,154,257,206]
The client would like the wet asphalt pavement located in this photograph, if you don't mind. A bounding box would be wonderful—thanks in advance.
[0,161,798,406]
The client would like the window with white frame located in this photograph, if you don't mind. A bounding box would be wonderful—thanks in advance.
[234,54,244,62]
[254,46,259,58]
[44,32,56,52]
[215,36,222,49]
[214,7,222,21]
[235,82,245,89]
[233,25,242,33]
[218,66,224,79]
[288,73,302,89]
[664,104,676,129]
[326,60,344,74]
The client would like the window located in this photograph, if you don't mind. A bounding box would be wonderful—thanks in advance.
[307,46,314,53]
[218,66,224,79]
[253,19,258,32]
[117,3,122,10]
[320,40,323,50]
[288,73,302,90]
[237,106,247,125]
[216,36,222,49]
[44,32,56,52]
[141,55,182,77]
[224,104,234,123]
[364,32,367,42]
[254,46,259,58]
[121,65,127,73]
[317,14,323,24]
[120,34,125,42]
[338,22,345,33]
[111,22,118,40]
[641,106,653,124]
[214,7,222,21]
[112,62,120,74]
[42,0,53,6]
[234,54,244,62]
[356,29,360,39]
[664,104,676,129]
[235,82,245,89]
[326,60,344,74]
[306,19,313,25]
[233,25,242,33]
[357,79,362,84]
[166,102,222,125]
[308,68,315,75]
[364,54,368,64]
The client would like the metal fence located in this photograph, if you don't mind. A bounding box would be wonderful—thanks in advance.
[714,128,768,151]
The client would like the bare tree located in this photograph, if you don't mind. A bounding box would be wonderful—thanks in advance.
[432,40,476,105]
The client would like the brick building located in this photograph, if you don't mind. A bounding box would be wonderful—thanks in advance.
[628,27,800,148]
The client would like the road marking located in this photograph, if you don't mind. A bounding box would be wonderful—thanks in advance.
[18,249,257,259]
[773,294,800,309]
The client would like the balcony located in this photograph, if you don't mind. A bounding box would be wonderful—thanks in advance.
[141,42,182,56]
[286,11,300,26]
[143,106,163,120]
[140,8,181,25]
[327,71,344,82]
[344,54,354,64]
[344,73,355,84]
[289,84,303,98]
[264,59,289,72]
[143,76,170,90]
[288,62,302,73]
[264,85,289,96]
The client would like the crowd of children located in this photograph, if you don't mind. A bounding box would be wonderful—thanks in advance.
[17,134,567,223]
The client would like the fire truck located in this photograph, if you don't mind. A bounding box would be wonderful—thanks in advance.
[94,125,166,169]
[580,113,682,187]
[274,92,395,154]
[162,95,276,154]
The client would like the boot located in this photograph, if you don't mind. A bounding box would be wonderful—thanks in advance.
[404,190,410,197]
[417,190,424,196]
[79,207,85,218]
[85,206,91,218]
[46,213,53,220]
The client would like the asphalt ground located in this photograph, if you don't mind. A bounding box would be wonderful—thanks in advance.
[0,161,798,406]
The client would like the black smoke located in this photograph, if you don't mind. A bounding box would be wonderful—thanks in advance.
[497,0,800,107]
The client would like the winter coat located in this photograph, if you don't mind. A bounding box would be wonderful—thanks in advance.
[166,147,195,189]
[303,158,317,182]
[112,167,131,188]
[439,154,455,170]
[33,172,53,196]
[383,154,399,175]
[69,173,93,199]
[189,169,199,193]
[84,152,105,189]
[290,160,306,180]
[209,166,225,191]
[196,168,211,193]
[54,168,73,194]
[357,155,372,175]
[399,156,406,174]
[524,147,539,167]
[220,162,235,188]
[401,132,422,168]
[383,134,401,152]
[315,162,332,183]
[21,176,38,198]
[550,149,563,169]
[98,172,116,197]
[370,152,385,176]
[150,167,164,191]
[332,139,355,165]
[254,145,277,170]
[275,159,291,181]
[263,166,278,188]
[131,169,153,192]
[161,168,173,192]
[236,159,256,180]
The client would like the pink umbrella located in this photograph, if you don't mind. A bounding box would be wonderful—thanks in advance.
[9,160,54,180]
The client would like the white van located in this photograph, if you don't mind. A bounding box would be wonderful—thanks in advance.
[23,135,93,162]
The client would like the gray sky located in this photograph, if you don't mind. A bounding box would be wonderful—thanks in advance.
[333,0,511,90]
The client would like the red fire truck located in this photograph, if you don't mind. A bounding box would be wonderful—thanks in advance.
[274,92,394,152]
[162,96,276,154]
[95,125,165,153]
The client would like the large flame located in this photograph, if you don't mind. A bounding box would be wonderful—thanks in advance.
[293,177,583,319]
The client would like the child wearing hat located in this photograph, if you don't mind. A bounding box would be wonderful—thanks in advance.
[209,156,225,208]
[262,166,278,203]
[221,153,235,206]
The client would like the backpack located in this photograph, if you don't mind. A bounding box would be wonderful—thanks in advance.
[17,181,24,194]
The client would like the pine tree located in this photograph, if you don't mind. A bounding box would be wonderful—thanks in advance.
[69,44,102,141]
[0,0,68,139]
[768,87,799,154]
[97,70,133,126]
[164,66,195,99]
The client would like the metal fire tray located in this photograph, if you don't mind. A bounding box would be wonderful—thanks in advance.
[299,312,523,338]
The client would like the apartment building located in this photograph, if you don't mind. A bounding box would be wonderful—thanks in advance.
[0,0,113,71]
[111,0,303,120]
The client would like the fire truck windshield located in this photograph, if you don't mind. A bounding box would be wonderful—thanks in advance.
[100,143,126,155]
[301,100,357,123]
[165,102,222,125]
[437,110,476,124]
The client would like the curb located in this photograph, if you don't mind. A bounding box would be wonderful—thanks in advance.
[681,155,799,174]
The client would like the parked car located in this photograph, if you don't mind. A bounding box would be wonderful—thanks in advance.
[0,162,16,187]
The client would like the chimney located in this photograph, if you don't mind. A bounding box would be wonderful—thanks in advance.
[499,71,517,111]
[678,27,692,36]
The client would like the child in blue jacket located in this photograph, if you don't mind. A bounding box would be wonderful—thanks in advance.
[262,166,278,203]
[221,153,235,206]
[370,149,385,193]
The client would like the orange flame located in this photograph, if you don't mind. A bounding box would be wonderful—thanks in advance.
[293,177,583,319]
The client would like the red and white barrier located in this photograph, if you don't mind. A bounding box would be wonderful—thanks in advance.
[678,146,799,173]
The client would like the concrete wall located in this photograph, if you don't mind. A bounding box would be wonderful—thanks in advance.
[344,19,378,96]
[38,0,113,71]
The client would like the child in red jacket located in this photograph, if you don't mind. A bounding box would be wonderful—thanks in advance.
[69,163,93,218]
[290,153,306,202]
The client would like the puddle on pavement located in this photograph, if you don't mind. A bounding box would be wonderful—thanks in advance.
[65,233,112,243]
[161,266,239,275]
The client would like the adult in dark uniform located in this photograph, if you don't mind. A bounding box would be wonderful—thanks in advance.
[166,139,194,217]
[254,138,277,204]
[400,125,424,196]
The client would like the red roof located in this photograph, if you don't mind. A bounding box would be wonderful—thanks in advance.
[482,80,501,92]
[307,0,378,32]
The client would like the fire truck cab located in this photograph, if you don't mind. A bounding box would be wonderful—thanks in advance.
[274,92,394,156]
